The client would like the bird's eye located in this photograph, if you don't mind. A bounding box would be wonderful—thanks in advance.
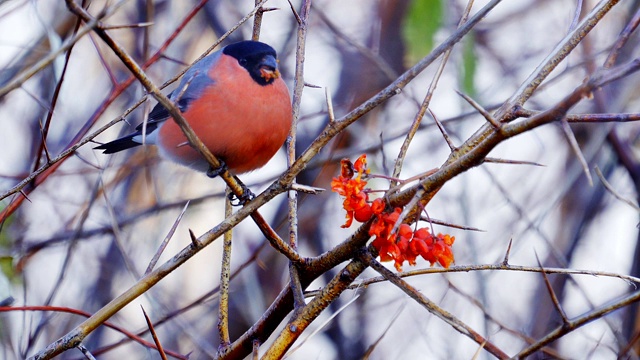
[239,58,248,67]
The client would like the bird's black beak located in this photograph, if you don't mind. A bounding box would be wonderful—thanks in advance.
[258,54,280,81]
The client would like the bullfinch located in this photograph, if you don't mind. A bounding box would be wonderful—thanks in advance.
[96,41,292,176]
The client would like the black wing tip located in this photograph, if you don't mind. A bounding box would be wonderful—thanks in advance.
[93,144,118,154]
[94,135,141,154]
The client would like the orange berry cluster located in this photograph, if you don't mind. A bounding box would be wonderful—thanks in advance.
[369,208,455,271]
[330,155,372,228]
[331,155,455,271]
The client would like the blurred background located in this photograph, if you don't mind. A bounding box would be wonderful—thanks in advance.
[1,0,640,358]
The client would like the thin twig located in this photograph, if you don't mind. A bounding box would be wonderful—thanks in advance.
[560,118,593,186]
[535,253,569,324]
[484,157,545,166]
[285,0,302,25]
[515,107,640,123]
[251,0,264,40]
[428,108,456,151]
[604,6,640,68]
[456,90,501,129]
[334,263,640,294]
[217,190,233,353]
[76,344,96,360]
[595,166,640,211]
[502,238,513,265]
[141,306,168,360]
[286,0,313,311]
[145,201,190,275]
[416,215,484,232]
[102,21,154,30]
[361,307,404,358]
[289,183,324,195]
[325,87,335,123]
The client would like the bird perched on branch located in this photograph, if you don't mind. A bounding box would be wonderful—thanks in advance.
[96,41,292,177]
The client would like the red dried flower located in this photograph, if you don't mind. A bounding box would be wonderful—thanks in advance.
[332,155,456,270]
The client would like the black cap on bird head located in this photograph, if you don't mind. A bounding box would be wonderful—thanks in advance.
[223,41,281,86]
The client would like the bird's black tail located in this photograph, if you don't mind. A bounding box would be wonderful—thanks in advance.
[94,134,141,154]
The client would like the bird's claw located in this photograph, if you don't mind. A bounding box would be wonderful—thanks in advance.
[206,161,227,178]
[228,188,255,206]
[206,161,254,206]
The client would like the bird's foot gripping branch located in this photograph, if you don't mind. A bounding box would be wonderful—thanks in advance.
[331,155,455,271]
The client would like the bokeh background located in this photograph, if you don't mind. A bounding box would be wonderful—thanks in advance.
[1,0,640,358]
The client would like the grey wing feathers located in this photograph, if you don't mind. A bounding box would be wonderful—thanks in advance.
[95,50,219,155]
